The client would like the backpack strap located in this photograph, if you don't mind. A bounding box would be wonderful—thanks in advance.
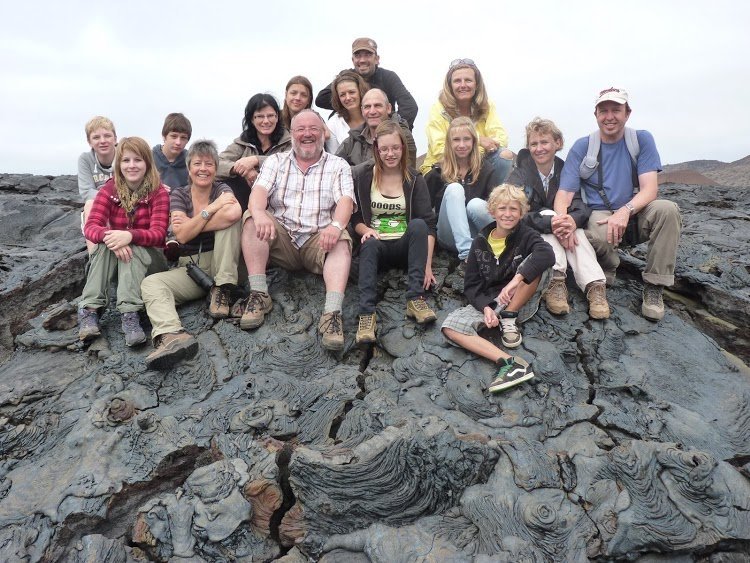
[579,130,600,181]
[579,127,641,204]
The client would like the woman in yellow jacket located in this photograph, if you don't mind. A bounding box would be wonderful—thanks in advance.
[421,59,513,181]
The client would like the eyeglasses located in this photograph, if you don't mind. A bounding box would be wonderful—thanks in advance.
[449,58,476,69]
[377,145,403,155]
[292,126,322,135]
[253,113,278,122]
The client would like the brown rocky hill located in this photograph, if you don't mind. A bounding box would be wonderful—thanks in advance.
[660,154,750,187]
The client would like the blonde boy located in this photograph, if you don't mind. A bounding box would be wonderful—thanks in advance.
[78,116,117,252]
[442,184,554,392]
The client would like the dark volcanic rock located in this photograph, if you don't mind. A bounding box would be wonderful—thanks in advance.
[0,176,749,561]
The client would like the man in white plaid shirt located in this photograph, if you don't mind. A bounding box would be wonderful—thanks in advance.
[240,110,355,350]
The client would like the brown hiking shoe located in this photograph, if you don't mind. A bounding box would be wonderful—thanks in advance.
[208,285,231,319]
[544,275,570,315]
[586,281,610,319]
[356,313,377,345]
[642,283,665,321]
[145,331,199,370]
[78,308,101,341]
[406,297,437,324]
[319,310,344,351]
[240,291,273,330]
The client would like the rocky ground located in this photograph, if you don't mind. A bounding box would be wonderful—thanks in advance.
[0,173,749,562]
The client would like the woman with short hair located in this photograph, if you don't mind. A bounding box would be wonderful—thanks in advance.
[142,139,242,370]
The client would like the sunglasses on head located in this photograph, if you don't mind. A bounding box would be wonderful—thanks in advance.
[449,58,476,69]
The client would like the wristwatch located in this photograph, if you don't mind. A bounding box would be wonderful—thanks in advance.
[624,202,635,214]
[330,220,344,231]
[200,209,212,220]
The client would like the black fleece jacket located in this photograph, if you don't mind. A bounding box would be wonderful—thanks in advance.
[464,221,554,312]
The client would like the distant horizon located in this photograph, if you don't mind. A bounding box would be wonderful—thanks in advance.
[1,0,748,175]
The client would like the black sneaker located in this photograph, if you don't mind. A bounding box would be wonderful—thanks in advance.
[487,356,534,393]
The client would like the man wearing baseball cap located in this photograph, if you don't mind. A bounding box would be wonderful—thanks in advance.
[553,87,681,321]
[315,37,418,130]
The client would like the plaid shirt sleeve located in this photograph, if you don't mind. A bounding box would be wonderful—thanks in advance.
[129,186,170,247]
[83,181,115,243]
[333,158,355,209]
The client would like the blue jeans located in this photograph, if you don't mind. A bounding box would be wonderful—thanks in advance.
[485,149,512,182]
[437,183,494,260]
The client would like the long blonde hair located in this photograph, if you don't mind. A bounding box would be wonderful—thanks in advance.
[438,62,490,121]
[372,120,412,187]
[441,117,482,184]
[112,137,161,211]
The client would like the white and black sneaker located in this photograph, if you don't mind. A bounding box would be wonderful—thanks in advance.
[488,356,534,393]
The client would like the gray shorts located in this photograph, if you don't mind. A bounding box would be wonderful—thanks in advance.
[441,267,551,342]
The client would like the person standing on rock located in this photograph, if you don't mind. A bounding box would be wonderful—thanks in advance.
[141,140,242,370]
[78,116,117,254]
[239,110,355,351]
[442,184,554,393]
[508,117,610,319]
[78,137,170,347]
[315,37,418,130]
[555,87,681,321]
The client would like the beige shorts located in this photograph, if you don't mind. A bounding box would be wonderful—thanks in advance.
[243,208,351,274]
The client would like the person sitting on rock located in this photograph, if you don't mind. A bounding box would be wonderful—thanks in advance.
[335,89,416,168]
[152,112,191,190]
[507,117,610,319]
[420,58,513,181]
[424,116,501,268]
[326,69,369,151]
[442,184,554,393]
[351,120,437,345]
[216,93,292,212]
[141,140,242,370]
[78,116,117,254]
[78,137,169,347]
[239,110,354,351]
[554,87,681,321]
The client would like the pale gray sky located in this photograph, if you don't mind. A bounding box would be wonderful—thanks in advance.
[1,0,748,175]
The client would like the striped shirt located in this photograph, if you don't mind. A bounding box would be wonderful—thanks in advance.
[256,150,355,248]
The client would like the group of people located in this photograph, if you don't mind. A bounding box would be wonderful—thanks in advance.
[75,37,681,393]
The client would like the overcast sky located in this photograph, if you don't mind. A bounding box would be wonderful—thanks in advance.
[1,0,748,175]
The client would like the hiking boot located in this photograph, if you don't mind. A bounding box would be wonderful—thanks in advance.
[499,311,522,348]
[456,259,468,277]
[642,283,665,321]
[406,297,437,324]
[356,313,377,345]
[121,312,147,347]
[488,356,534,393]
[145,331,199,370]
[78,308,101,341]
[544,275,570,315]
[319,310,344,351]
[586,281,610,320]
[240,291,273,330]
[208,285,231,319]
